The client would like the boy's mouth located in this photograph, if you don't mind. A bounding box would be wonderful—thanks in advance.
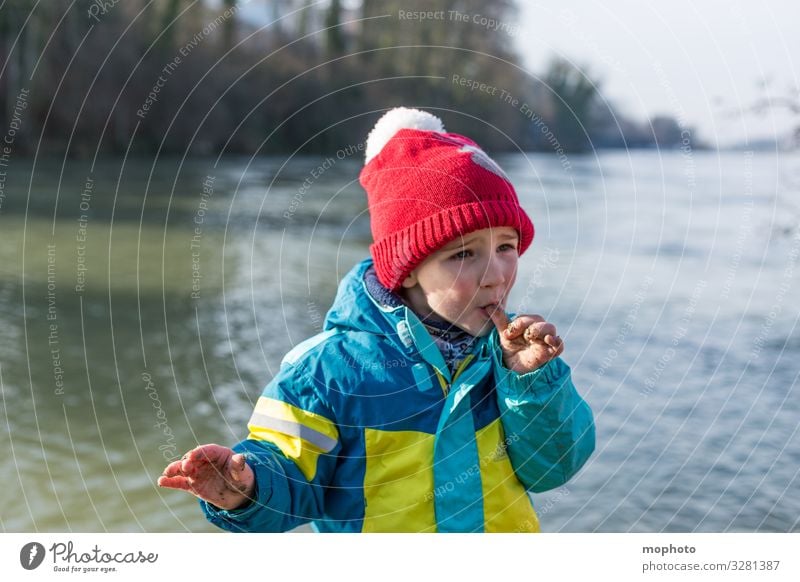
[478,303,502,318]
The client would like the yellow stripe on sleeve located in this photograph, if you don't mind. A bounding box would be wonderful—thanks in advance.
[247,397,339,481]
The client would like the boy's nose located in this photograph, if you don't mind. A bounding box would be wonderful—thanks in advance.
[480,257,507,288]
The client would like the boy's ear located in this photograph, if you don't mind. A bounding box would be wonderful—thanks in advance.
[401,270,418,288]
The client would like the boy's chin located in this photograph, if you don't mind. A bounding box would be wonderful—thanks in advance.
[426,312,493,337]
[474,322,495,338]
[460,319,494,338]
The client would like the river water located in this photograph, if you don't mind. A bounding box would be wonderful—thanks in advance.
[0,150,797,532]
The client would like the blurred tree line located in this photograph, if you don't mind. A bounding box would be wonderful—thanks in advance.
[0,0,698,158]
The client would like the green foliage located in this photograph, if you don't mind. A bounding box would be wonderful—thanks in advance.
[325,0,345,57]
[543,57,599,152]
[0,0,661,156]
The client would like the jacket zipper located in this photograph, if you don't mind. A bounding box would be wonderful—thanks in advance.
[434,354,475,398]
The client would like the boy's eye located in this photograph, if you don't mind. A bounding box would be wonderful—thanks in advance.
[450,244,517,260]
[451,249,473,260]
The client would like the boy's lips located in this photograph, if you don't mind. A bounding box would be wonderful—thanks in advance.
[478,302,503,318]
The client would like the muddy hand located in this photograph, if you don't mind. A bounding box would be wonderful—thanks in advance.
[158,444,255,510]
[489,309,564,373]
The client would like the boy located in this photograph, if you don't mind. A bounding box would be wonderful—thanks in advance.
[159,107,595,532]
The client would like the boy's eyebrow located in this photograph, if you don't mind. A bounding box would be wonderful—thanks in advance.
[440,231,519,251]
[441,236,479,251]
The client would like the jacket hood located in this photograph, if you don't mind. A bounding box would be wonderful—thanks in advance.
[323,257,412,352]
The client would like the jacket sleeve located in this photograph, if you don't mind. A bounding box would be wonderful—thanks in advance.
[199,360,340,532]
[492,345,595,493]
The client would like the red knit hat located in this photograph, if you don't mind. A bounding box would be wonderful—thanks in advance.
[359,107,535,291]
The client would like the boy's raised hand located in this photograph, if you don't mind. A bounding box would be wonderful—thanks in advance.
[157,444,255,510]
[489,310,564,374]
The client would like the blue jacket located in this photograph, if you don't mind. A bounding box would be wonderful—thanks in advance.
[201,257,595,532]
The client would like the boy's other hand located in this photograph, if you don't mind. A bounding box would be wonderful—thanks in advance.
[157,444,255,511]
[490,310,564,373]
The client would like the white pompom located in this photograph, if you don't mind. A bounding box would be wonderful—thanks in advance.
[364,107,445,164]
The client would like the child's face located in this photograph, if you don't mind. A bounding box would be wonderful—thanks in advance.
[400,226,520,337]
